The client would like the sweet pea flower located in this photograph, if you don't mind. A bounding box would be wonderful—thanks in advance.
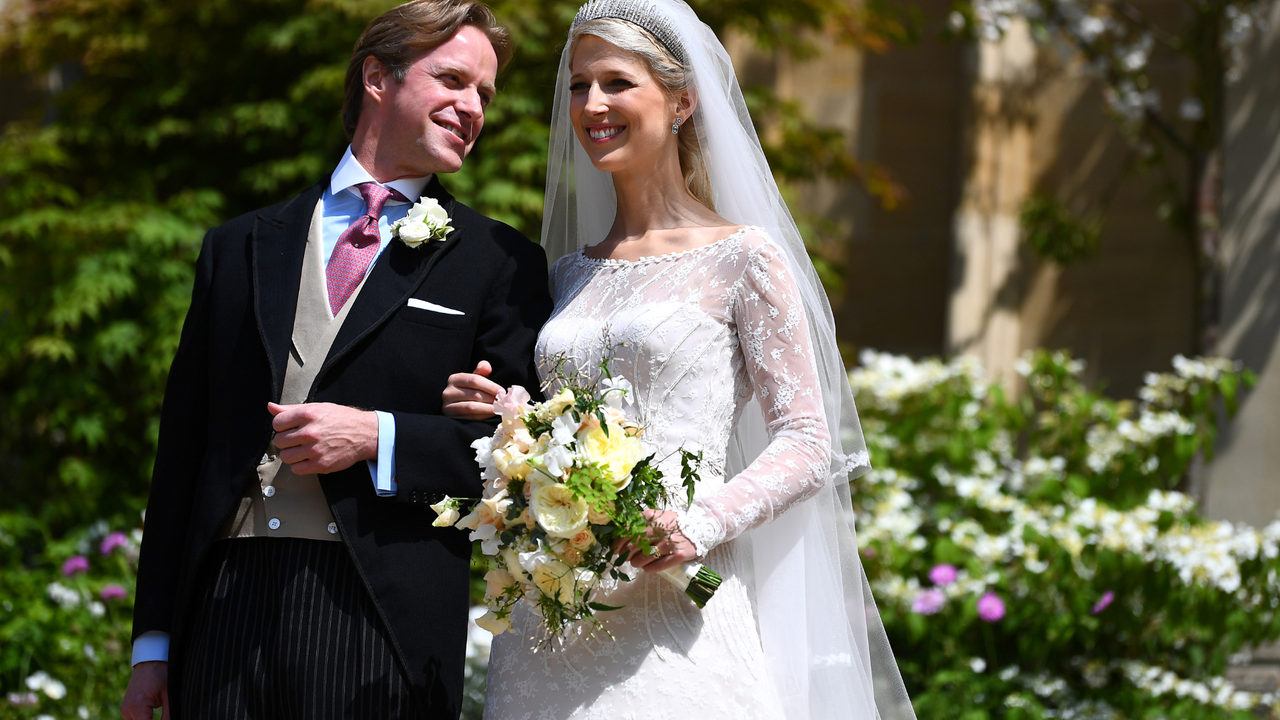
[929,563,958,586]
[100,584,128,602]
[100,531,128,556]
[977,592,1006,622]
[494,385,532,422]
[62,555,90,576]
[1091,590,1115,615]
[7,692,38,707]
[911,588,946,615]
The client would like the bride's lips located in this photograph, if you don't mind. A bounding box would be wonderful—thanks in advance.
[584,123,625,144]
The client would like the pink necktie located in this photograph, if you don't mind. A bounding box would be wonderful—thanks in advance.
[326,182,409,315]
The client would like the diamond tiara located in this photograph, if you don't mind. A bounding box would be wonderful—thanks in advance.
[571,0,688,63]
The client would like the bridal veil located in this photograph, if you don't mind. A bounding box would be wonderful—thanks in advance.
[539,2,917,718]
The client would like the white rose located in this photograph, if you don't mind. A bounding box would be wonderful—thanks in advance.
[395,219,433,247]
[531,483,590,538]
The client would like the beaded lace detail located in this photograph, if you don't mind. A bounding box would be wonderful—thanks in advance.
[483,227,831,719]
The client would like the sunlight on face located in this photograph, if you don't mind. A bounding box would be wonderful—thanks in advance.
[568,35,678,175]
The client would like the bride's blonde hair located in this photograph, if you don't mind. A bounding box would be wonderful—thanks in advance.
[569,18,715,212]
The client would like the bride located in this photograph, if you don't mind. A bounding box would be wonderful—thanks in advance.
[442,1,915,718]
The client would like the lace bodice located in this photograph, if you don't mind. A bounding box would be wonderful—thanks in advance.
[536,226,832,556]
[483,227,832,720]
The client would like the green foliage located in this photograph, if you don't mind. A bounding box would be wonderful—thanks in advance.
[851,349,1273,718]
[0,517,140,720]
[1019,192,1101,265]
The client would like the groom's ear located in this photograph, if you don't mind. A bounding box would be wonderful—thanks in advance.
[362,56,391,106]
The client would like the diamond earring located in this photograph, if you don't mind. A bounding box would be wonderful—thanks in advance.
[671,117,683,134]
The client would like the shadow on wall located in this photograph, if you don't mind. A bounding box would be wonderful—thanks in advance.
[1219,9,1280,376]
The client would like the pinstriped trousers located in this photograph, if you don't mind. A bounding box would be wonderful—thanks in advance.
[180,538,420,719]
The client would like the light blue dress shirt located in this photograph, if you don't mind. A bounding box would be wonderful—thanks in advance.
[131,148,430,666]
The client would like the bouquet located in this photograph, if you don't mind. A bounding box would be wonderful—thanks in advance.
[431,356,721,646]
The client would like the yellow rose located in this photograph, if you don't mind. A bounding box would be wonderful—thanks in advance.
[578,424,647,489]
[569,528,596,550]
[530,558,577,603]
[484,567,517,600]
[561,546,582,565]
[530,483,590,538]
[537,388,576,422]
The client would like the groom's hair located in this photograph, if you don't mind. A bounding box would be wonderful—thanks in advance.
[342,0,512,138]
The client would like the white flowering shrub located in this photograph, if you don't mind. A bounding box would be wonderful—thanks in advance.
[0,519,140,720]
[851,349,1272,719]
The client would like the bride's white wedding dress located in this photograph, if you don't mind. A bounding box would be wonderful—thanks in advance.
[483,226,832,720]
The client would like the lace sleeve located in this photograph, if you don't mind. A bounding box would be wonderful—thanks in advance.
[676,235,832,556]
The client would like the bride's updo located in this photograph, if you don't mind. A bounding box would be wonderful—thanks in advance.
[569,18,715,212]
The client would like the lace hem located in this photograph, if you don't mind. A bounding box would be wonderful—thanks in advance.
[676,502,723,557]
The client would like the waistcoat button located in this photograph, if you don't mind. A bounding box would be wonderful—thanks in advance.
[327,522,338,535]
[268,517,281,530]
[263,485,276,498]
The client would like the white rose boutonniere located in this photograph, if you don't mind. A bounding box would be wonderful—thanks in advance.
[391,196,454,248]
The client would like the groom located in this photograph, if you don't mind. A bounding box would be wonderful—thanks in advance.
[120,1,551,718]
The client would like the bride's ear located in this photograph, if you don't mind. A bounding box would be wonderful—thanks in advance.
[676,87,698,124]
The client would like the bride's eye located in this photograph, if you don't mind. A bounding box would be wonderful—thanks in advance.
[569,81,589,93]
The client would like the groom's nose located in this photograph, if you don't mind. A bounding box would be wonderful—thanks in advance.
[454,87,484,124]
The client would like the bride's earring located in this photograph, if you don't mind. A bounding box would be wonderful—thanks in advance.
[671,116,683,134]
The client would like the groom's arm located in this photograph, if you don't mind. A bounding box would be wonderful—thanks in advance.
[390,239,552,503]
[130,229,216,653]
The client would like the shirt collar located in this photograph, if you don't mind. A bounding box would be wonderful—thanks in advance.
[330,146,432,204]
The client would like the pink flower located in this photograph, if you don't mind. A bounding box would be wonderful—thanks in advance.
[929,563,958,586]
[861,547,877,559]
[1091,591,1115,615]
[912,588,946,615]
[977,592,1006,622]
[100,584,128,602]
[61,555,90,576]
[494,385,532,422]
[100,531,128,556]
[7,692,38,707]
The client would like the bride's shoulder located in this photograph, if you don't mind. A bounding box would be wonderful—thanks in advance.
[720,225,784,264]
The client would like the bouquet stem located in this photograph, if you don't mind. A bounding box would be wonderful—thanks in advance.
[657,562,722,608]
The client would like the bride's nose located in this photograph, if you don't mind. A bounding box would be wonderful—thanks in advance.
[584,84,610,116]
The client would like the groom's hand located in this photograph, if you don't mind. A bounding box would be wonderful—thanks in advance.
[121,661,169,720]
[269,402,379,474]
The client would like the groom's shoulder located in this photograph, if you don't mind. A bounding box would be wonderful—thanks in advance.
[449,197,547,266]
[203,183,324,243]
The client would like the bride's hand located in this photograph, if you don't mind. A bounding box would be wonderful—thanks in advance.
[442,360,503,420]
[618,509,698,574]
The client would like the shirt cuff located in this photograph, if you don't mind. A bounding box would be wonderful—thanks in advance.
[367,410,397,497]
[131,631,170,666]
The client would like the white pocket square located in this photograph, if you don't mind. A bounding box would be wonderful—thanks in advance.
[407,298,464,315]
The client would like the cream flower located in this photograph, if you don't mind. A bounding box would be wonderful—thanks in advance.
[429,496,461,527]
[538,388,576,421]
[531,483,590,538]
[578,423,647,489]
[484,567,517,599]
[530,557,577,603]
[475,610,510,635]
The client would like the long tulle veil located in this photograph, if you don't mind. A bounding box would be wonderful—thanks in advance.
[539,2,917,718]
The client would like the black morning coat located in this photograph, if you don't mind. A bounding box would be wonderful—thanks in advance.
[131,175,553,717]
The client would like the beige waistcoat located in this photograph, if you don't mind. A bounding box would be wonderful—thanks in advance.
[219,200,375,542]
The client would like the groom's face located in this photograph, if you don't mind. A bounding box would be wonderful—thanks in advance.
[370,25,499,175]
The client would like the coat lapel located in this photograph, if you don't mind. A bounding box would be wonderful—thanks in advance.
[251,181,327,402]
[316,176,464,390]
